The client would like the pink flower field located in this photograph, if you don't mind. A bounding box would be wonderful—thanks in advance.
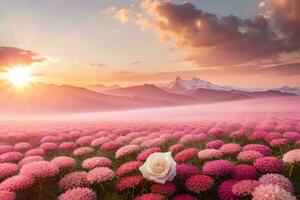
[0,116,299,200]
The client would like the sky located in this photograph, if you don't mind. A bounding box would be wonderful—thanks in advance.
[0,0,300,88]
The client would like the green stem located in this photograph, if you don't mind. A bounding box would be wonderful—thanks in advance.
[289,165,294,179]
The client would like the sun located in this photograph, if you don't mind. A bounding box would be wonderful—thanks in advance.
[5,67,32,88]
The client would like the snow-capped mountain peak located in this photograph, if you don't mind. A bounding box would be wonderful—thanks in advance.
[159,76,300,96]
[167,76,229,92]
[277,86,300,95]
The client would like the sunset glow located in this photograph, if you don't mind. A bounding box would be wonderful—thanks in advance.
[0,1,299,200]
[5,67,32,88]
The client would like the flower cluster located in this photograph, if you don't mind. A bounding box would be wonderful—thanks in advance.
[0,118,299,200]
[58,172,89,191]
[82,157,112,170]
[58,187,97,200]
[86,167,115,184]
[20,161,59,178]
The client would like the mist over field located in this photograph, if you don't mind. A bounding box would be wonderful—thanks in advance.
[1,96,299,123]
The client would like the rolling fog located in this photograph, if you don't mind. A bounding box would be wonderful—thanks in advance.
[0,96,299,123]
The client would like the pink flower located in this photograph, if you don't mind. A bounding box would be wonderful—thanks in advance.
[0,151,23,163]
[231,164,258,180]
[218,179,238,200]
[232,180,259,196]
[198,149,223,160]
[19,156,44,167]
[254,156,284,173]
[140,138,166,148]
[56,133,70,141]
[90,137,111,147]
[176,164,200,179]
[82,157,112,170]
[115,145,140,159]
[59,142,77,151]
[25,148,45,157]
[0,145,14,155]
[0,163,19,178]
[237,150,263,162]
[275,123,293,132]
[137,147,162,161]
[130,136,147,145]
[100,141,123,152]
[229,130,246,139]
[73,147,94,157]
[116,161,143,176]
[270,139,289,147]
[175,148,198,163]
[283,132,299,141]
[116,175,143,191]
[168,144,184,153]
[219,143,241,155]
[151,182,176,196]
[58,171,89,191]
[40,135,58,143]
[172,194,197,200]
[259,173,294,194]
[160,133,176,141]
[87,167,115,184]
[207,127,225,137]
[0,190,16,200]
[205,140,224,149]
[242,144,272,156]
[135,193,165,200]
[185,175,214,193]
[0,175,34,191]
[252,184,297,200]
[20,161,59,178]
[68,131,80,139]
[75,136,95,146]
[107,133,118,140]
[248,130,268,141]
[14,142,32,152]
[39,142,58,152]
[264,132,282,143]
[58,187,97,200]
[283,149,300,164]
[115,136,132,143]
[203,160,234,176]
[179,134,207,144]
[51,156,75,170]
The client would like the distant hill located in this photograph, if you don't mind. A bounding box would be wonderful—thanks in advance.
[186,88,250,103]
[103,84,198,105]
[87,83,120,92]
[0,83,170,114]
[0,77,296,114]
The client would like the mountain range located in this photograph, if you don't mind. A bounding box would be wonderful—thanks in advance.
[0,77,299,114]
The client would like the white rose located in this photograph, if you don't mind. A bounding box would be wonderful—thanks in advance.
[139,151,177,184]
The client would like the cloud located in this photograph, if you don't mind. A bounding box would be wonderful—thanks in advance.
[119,0,300,68]
[114,9,133,23]
[255,62,300,76]
[131,60,141,65]
[0,46,44,69]
[260,0,300,45]
[90,63,107,67]
[101,6,117,15]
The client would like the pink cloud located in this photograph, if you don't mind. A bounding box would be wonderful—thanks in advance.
[0,46,44,69]
[122,0,300,69]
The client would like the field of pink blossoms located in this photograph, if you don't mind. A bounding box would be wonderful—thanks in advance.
[0,118,299,200]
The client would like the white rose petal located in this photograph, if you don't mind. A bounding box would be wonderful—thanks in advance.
[139,151,177,184]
